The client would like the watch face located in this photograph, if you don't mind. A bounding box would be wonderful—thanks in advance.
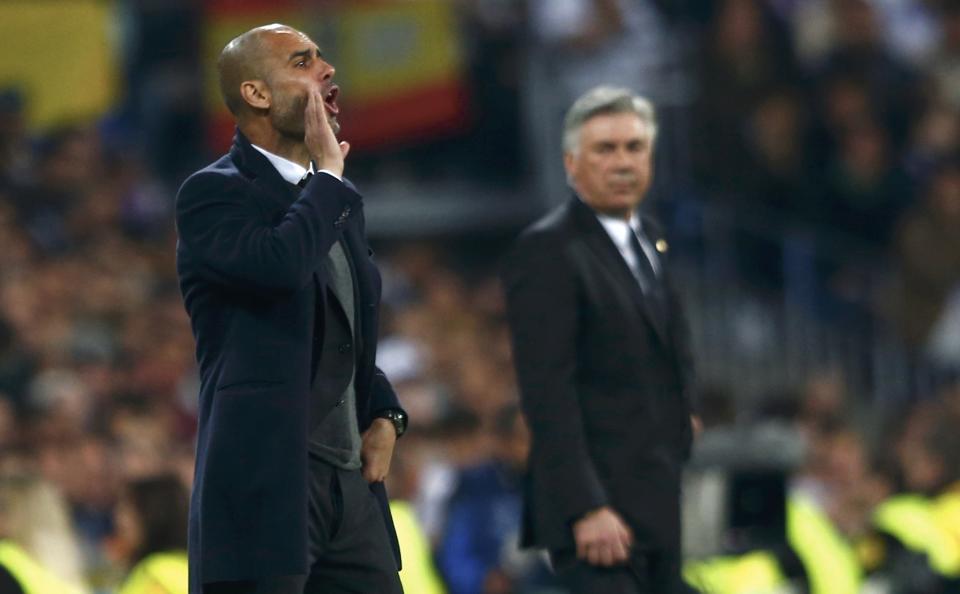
[388,411,406,436]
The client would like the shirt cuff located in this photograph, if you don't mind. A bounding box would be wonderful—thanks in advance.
[317,169,342,182]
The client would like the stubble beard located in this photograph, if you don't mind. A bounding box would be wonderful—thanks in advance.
[273,94,340,140]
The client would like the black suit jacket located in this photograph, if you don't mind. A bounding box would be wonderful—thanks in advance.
[175,131,401,589]
[502,197,695,553]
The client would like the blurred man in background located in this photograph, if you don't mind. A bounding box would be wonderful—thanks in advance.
[176,23,406,594]
[502,86,698,594]
[436,404,558,594]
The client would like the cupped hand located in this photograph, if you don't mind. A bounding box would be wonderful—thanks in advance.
[304,87,349,177]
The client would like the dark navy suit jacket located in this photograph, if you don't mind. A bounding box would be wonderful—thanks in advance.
[176,131,402,590]
[502,197,695,554]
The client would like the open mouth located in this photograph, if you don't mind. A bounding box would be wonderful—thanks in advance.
[323,86,340,116]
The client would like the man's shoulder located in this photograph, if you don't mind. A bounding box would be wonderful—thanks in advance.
[515,201,578,249]
[180,153,242,185]
[176,154,246,203]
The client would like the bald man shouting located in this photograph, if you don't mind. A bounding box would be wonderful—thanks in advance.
[175,24,407,594]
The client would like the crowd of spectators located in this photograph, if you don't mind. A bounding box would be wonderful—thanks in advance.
[0,0,958,593]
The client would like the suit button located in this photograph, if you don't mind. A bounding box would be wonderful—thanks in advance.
[338,343,352,353]
[336,398,345,407]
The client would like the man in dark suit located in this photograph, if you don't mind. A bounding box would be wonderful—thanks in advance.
[175,24,407,594]
[502,86,699,594]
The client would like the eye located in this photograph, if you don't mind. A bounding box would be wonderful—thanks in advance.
[295,60,307,68]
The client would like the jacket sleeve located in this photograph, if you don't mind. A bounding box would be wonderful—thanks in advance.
[502,234,608,523]
[175,171,358,294]
[368,366,403,415]
[668,278,698,414]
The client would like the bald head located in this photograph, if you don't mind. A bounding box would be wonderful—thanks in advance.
[217,24,304,116]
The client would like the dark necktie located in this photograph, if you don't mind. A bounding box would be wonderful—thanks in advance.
[628,228,668,324]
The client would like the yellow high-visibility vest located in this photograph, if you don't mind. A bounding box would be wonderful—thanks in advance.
[0,540,85,594]
[874,494,960,577]
[117,551,188,594]
[390,500,447,594]
[786,497,862,594]
[683,497,862,594]
[684,550,787,593]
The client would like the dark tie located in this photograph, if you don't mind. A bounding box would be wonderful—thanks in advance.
[297,171,314,188]
[628,228,668,324]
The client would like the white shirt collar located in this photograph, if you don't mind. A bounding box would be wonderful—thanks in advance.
[594,211,642,252]
[250,144,314,185]
[592,208,661,278]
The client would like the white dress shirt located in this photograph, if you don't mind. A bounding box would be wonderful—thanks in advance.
[595,212,661,292]
[250,144,341,185]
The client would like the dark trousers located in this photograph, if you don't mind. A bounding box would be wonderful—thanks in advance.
[551,548,695,594]
[205,458,403,594]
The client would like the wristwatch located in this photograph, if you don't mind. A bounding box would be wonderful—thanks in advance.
[375,408,408,438]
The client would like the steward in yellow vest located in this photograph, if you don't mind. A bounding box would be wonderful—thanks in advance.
[859,486,960,593]
[859,414,960,593]
[0,540,86,594]
[684,496,863,594]
[389,501,447,594]
[114,475,189,594]
[117,551,188,594]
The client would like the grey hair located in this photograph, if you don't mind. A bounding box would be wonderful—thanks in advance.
[562,86,658,155]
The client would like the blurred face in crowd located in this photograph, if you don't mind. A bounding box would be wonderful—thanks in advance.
[497,414,531,470]
[114,493,143,561]
[565,112,654,221]
[239,26,340,137]
[931,167,960,221]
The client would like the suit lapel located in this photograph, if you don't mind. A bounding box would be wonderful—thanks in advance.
[229,130,301,209]
[569,198,670,344]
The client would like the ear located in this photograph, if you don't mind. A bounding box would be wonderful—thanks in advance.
[240,80,271,110]
[563,151,577,180]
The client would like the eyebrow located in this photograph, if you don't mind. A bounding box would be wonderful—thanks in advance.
[288,48,324,62]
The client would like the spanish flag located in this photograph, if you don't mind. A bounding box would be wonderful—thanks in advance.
[204,0,469,152]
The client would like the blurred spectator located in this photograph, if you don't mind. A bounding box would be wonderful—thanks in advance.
[817,117,912,247]
[413,410,487,545]
[0,316,35,416]
[386,452,448,594]
[812,0,921,151]
[866,407,960,593]
[784,0,939,67]
[121,0,204,182]
[928,2,960,110]
[0,473,89,593]
[0,89,30,187]
[693,0,801,197]
[12,125,102,255]
[436,405,557,594]
[113,474,188,594]
[888,161,960,352]
[904,102,960,181]
[457,0,526,184]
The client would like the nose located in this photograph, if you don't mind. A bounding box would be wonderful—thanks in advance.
[319,59,335,81]
[613,147,633,168]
